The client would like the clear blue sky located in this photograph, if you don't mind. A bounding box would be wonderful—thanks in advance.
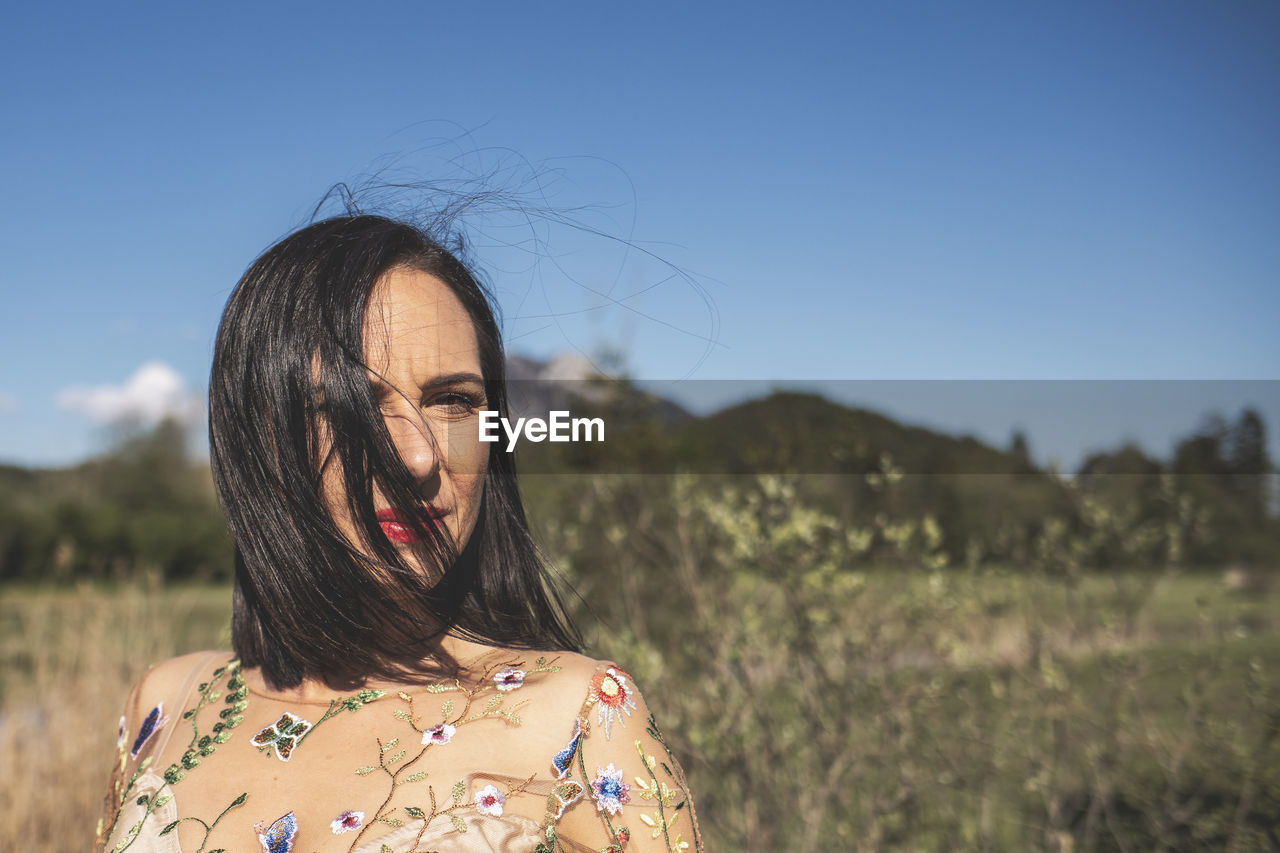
[2,1,1277,468]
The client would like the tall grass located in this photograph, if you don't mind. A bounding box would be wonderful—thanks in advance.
[3,473,1278,851]
[538,475,1280,851]
[0,587,229,852]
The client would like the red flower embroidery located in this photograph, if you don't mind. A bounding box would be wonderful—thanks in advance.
[588,667,637,739]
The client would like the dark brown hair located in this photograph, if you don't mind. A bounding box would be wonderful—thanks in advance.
[210,214,580,689]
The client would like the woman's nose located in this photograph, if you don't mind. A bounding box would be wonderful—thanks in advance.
[386,414,441,481]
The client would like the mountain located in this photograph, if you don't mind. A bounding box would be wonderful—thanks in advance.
[502,354,691,428]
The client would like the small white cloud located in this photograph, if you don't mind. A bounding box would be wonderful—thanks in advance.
[57,362,202,425]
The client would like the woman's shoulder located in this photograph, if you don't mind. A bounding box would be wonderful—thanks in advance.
[529,649,613,687]
[513,651,633,705]
[122,650,233,723]
[515,652,702,852]
[507,651,659,747]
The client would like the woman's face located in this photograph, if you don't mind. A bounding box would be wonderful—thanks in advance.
[321,266,491,566]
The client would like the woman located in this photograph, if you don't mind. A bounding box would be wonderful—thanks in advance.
[97,215,700,853]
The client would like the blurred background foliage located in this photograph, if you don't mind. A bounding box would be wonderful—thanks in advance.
[1,387,1278,850]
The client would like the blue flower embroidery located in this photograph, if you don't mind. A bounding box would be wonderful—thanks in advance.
[552,717,586,779]
[130,703,170,758]
[255,811,297,853]
[590,763,631,816]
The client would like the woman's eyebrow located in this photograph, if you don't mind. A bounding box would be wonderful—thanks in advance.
[422,372,485,388]
[367,372,485,397]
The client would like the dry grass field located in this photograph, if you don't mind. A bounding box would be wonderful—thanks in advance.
[0,586,230,851]
[3,566,1277,852]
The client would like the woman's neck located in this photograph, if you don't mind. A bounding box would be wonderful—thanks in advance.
[240,635,511,703]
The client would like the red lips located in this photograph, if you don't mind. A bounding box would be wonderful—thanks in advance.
[375,507,442,543]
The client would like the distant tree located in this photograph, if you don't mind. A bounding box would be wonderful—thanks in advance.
[1227,408,1272,520]
[1008,429,1034,474]
[1170,410,1278,562]
[1173,414,1229,478]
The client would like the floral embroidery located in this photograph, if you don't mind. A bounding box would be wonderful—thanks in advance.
[421,721,456,746]
[552,717,587,778]
[251,711,312,761]
[494,666,526,691]
[635,772,679,809]
[591,763,632,815]
[254,810,298,853]
[586,667,636,739]
[639,811,689,851]
[330,809,364,834]
[101,662,254,852]
[474,784,506,816]
[130,703,170,757]
[102,655,700,853]
[599,823,633,853]
[339,657,554,847]
[630,725,696,853]
[549,779,585,820]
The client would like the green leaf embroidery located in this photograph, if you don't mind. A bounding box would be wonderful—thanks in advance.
[450,814,468,833]
[451,780,466,803]
[404,806,425,819]
[440,699,454,719]
[355,766,378,776]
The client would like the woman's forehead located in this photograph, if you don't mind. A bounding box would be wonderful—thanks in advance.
[363,267,481,378]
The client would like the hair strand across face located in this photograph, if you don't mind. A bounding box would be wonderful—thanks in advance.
[210,215,581,689]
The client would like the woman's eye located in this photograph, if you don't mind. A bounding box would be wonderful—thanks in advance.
[427,392,484,416]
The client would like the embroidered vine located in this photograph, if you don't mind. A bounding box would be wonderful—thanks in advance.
[343,656,561,851]
[98,660,249,853]
[250,687,385,762]
[100,656,700,853]
[99,660,385,853]
[632,715,694,853]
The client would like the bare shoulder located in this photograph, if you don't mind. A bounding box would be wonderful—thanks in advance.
[123,650,231,721]
[523,651,655,728]
[539,650,607,683]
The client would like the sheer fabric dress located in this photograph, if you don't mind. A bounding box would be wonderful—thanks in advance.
[98,650,699,853]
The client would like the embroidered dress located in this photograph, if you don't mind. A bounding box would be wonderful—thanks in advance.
[97,651,699,853]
